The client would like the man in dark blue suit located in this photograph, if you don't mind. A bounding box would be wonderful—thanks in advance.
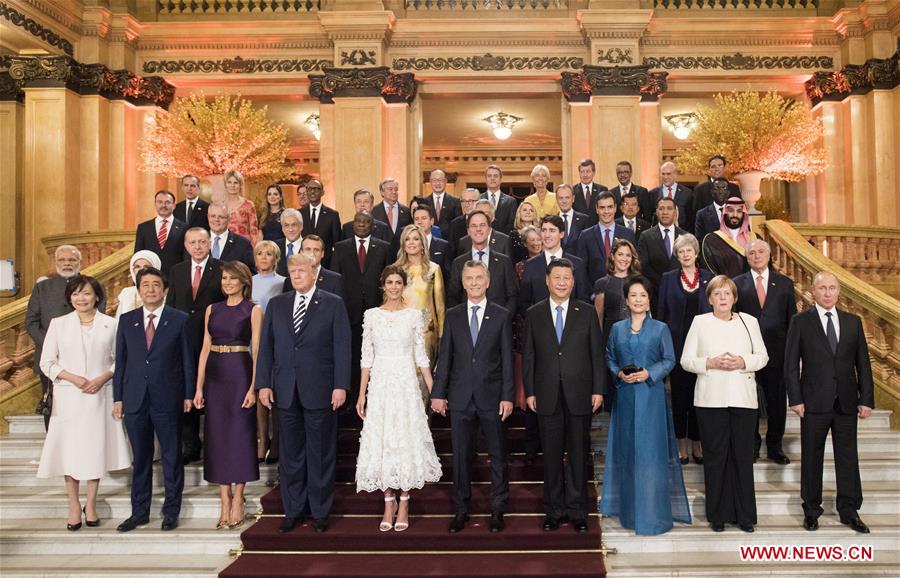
[432,260,514,534]
[257,253,351,534]
[520,215,590,313]
[207,203,256,273]
[133,190,187,276]
[341,189,392,243]
[576,191,636,284]
[648,161,694,233]
[694,177,730,243]
[173,175,209,231]
[113,267,195,533]
[413,204,450,282]
[280,235,345,298]
[556,184,590,254]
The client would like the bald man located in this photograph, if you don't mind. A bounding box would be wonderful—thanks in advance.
[647,162,694,233]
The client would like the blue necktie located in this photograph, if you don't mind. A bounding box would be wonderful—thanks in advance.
[663,228,671,258]
[287,242,294,256]
[470,305,480,346]
[477,250,485,263]
[555,304,564,343]
[212,235,221,259]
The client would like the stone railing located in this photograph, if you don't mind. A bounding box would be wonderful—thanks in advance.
[763,220,900,429]
[652,0,817,8]
[404,0,569,10]
[156,0,320,17]
[41,230,135,272]
[0,244,134,433]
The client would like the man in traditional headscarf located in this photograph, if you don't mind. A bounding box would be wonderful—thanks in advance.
[701,196,758,278]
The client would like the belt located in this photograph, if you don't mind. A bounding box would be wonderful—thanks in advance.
[210,345,250,353]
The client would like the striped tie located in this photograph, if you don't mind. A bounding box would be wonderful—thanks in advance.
[293,294,307,333]
[157,219,168,249]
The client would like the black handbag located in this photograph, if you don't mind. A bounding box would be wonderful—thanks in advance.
[35,383,53,417]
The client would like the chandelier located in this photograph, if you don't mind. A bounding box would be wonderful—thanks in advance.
[482,112,523,141]
[664,113,698,140]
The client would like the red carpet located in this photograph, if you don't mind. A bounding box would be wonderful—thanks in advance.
[220,410,606,577]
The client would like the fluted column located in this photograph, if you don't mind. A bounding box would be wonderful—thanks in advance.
[639,101,662,190]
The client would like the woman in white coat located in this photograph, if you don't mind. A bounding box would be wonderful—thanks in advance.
[115,250,162,319]
[681,275,768,534]
[38,275,131,530]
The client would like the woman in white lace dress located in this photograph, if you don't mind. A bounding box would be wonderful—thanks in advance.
[355,265,442,533]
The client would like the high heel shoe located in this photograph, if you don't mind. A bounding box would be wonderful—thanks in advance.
[679,455,689,465]
[216,520,230,530]
[83,506,100,527]
[380,495,397,532]
[228,497,247,529]
[692,454,704,465]
[394,495,410,532]
[67,521,82,531]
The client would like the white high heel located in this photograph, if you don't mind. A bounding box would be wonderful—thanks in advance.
[394,494,410,532]
[380,495,397,532]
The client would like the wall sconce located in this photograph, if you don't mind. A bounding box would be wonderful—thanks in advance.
[665,113,698,140]
[304,113,321,140]
[483,112,522,141]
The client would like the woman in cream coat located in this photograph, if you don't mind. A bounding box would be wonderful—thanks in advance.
[38,275,131,530]
[680,275,768,534]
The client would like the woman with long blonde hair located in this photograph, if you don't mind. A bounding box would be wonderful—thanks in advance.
[223,169,260,246]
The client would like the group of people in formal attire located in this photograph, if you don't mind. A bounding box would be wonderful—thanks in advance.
[26,156,874,539]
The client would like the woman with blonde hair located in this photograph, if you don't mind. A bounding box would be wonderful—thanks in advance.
[223,169,260,246]
[522,164,558,219]
[509,201,538,263]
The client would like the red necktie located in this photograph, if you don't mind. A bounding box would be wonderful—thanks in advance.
[604,228,612,256]
[386,204,394,229]
[192,265,201,299]
[666,185,673,199]
[157,219,168,249]
[145,313,156,348]
[358,239,367,272]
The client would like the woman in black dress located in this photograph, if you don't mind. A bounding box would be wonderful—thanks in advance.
[260,184,286,241]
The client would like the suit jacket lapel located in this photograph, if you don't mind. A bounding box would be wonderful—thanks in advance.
[295,292,319,339]
[195,262,215,302]
[559,302,581,347]
[473,306,493,350]
[147,308,171,355]
[808,308,835,356]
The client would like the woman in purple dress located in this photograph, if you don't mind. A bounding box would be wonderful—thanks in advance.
[193,261,262,529]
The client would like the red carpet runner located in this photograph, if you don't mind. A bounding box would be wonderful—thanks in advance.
[220,411,606,577]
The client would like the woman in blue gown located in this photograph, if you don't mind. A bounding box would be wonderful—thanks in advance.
[601,276,691,535]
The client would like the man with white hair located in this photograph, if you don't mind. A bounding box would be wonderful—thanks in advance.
[648,162,694,233]
[26,246,105,430]
[275,208,304,277]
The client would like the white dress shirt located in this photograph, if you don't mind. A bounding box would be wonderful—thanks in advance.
[560,210,574,236]
[191,256,209,271]
[471,245,490,264]
[622,217,637,232]
[544,248,564,265]
[308,202,323,229]
[143,304,164,330]
[467,298,487,331]
[815,303,840,341]
[210,230,230,251]
[382,201,399,229]
[293,285,317,312]
[284,237,303,257]
[549,297,569,326]
[486,190,501,208]
[355,236,371,252]
[154,216,172,239]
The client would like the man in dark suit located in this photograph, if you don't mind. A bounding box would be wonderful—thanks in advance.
[280,235,345,298]
[523,258,605,533]
[447,187,482,261]
[173,174,209,231]
[556,184,590,254]
[572,159,609,225]
[734,240,796,465]
[257,253,351,534]
[113,267,195,533]
[207,203,256,273]
[447,211,518,312]
[521,215,590,310]
[134,190,187,276]
[457,200,512,258]
[648,161,694,233]
[432,260,514,533]
[576,191,636,284]
[412,204,450,282]
[371,177,412,256]
[420,169,462,239]
[611,161,649,221]
[482,164,517,234]
[341,188,392,243]
[638,197,684,303]
[694,177,730,243]
[165,228,225,463]
[330,212,393,398]
[275,209,304,278]
[299,179,341,268]
[785,271,874,534]
[691,155,742,216]
[615,191,650,240]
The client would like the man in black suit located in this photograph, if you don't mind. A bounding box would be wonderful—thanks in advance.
[572,159,609,225]
[691,155,742,216]
[694,177,730,243]
[412,204,450,282]
[173,175,209,231]
[279,235,345,299]
[576,191,636,284]
[482,164,517,234]
[420,169,462,239]
[275,209,304,277]
[371,177,412,251]
[637,197,684,314]
[615,191,650,240]
[330,212,393,399]
[734,240,797,465]
[299,179,341,268]
[207,203,256,273]
[447,210,518,312]
[648,161,694,233]
[165,227,225,463]
[341,189,392,243]
[432,261,514,533]
[523,258,605,533]
[610,161,649,221]
[556,184,590,254]
[521,215,590,310]
[134,190,187,276]
[785,271,874,534]
[448,187,483,261]
[457,200,512,258]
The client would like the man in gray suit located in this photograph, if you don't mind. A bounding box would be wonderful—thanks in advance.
[26,245,105,429]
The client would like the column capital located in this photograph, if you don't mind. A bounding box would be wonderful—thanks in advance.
[806,51,899,107]
[309,66,417,105]
[561,65,667,103]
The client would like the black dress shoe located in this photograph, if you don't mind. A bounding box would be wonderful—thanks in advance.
[278,516,303,533]
[840,514,870,534]
[710,522,725,532]
[314,518,329,533]
[753,448,760,462]
[679,456,689,465]
[738,523,754,533]
[489,513,504,533]
[692,454,704,465]
[182,454,200,465]
[803,516,819,531]
[161,516,178,531]
[542,516,560,531]
[116,515,149,533]
[448,514,469,533]
[767,451,791,465]
[572,519,588,533]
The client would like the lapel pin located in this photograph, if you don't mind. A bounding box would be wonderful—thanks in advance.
[485,316,491,320]
[133,322,139,327]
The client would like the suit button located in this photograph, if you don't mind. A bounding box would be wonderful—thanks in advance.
[472,358,476,363]
[145,360,149,365]
[558,352,562,356]
[190,309,196,314]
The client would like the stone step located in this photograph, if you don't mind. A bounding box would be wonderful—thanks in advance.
[0,555,227,578]
[601,513,900,554]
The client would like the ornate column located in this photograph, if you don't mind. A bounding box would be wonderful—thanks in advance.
[0,59,23,302]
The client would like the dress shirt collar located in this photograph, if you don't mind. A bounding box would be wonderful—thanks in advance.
[752,267,770,287]
[657,223,674,237]
[355,235,371,250]
[599,221,615,234]
[211,230,229,244]
[294,286,317,309]
[308,202,322,209]
[155,215,170,227]
[143,304,164,327]
[815,303,840,339]
[191,256,209,270]
[467,298,487,324]
[544,248,563,264]
[549,297,569,320]
[285,236,302,255]
[471,245,490,262]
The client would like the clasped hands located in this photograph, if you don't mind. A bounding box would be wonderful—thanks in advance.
[69,375,105,395]
[429,399,514,421]
[706,352,746,371]
[618,369,650,384]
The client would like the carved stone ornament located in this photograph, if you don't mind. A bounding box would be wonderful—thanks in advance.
[560,71,592,103]
[1,55,175,109]
[142,56,333,74]
[340,49,377,67]
[0,1,75,56]
[309,67,417,105]
[643,53,834,71]
[868,52,899,90]
[805,51,899,106]
[597,48,633,65]
[392,53,583,72]
[0,55,23,102]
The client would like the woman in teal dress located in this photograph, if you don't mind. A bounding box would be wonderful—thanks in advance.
[601,276,691,535]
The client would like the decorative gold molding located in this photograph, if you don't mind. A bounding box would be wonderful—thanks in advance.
[806,51,899,106]
[340,49,377,66]
[561,64,667,102]
[643,53,834,70]
[392,54,584,72]
[0,0,75,55]
[597,48,633,65]
[142,56,333,75]
[308,66,417,105]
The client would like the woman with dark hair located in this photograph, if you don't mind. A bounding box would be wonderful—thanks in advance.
[355,265,442,532]
[38,275,130,530]
[259,184,286,241]
[601,276,690,535]
[193,261,262,529]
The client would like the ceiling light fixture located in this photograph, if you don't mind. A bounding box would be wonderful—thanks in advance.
[665,113,698,140]
[483,111,522,141]
[304,113,321,140]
